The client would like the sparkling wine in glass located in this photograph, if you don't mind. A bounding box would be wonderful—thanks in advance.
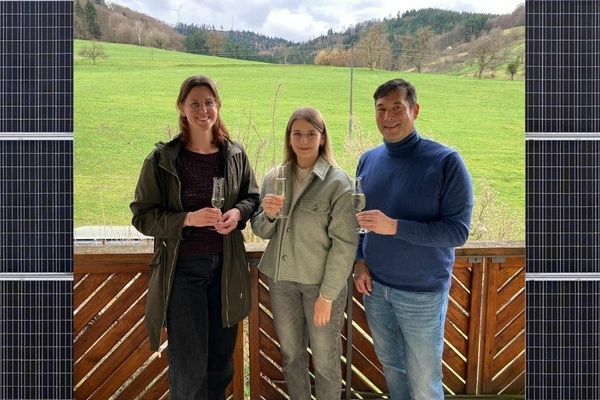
[352,177,369,233]
[210,177,225,229]
[274,165,287,218]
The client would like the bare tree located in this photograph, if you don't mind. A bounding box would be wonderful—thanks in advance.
[401,27,435,73]
[102,12,126,43]
[133,20,145,46]
[77,41,108,65]
[490,4,526,29]
[147,29,171,49]
[470,29,505,79]
[314,47,351,67]
[314,49,331,66]
[469,179,522,241]
[113,21,136,45]
[205,32,225,55]
[278,44,289,64]
[356,23,391,71]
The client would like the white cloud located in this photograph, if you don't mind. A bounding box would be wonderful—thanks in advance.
[261,8,330,41]
[111,0,524,42]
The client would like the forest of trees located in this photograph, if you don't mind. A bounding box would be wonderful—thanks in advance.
[312,6,525,74]
[75,1,525,77]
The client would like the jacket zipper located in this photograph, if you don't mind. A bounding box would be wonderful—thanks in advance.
[222,157,231,327]
[158,162,183,353]
[275,173,310,282]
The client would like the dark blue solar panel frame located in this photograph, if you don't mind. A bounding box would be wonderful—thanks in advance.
[526,0,600,134]
[0,1,74,398]
[526,281,600,400]
[526,140,600,274]
[0,280,73,400]
[526,1,600,398]
[0,1,73,134]
[0,140,73,273]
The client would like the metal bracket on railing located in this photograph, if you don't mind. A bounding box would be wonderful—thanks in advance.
[467,256,483,263]
[491,256,506,263]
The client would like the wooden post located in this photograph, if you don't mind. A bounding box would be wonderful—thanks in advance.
[249,264,261,399]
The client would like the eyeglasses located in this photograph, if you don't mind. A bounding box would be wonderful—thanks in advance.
[185,99,217,110]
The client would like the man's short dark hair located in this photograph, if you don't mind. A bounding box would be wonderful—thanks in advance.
[373,78,417,108]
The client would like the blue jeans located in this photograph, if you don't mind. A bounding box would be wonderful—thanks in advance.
[166,255,238,400]
[363,280,448,400]
[269,278,347,400]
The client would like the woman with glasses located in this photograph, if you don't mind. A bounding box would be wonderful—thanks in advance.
[131,75,260,400]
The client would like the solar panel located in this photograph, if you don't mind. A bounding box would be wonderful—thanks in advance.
[1,0,599,397]
[0,1,74,398]
[526,1,600,397]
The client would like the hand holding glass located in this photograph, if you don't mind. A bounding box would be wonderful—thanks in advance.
[352,177,369,233]
[274,166,287,219]
[210,177,225,230]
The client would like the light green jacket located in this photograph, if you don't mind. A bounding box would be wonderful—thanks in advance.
[251,157,358,300]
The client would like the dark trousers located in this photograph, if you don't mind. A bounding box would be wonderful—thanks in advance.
[166,254,239,400]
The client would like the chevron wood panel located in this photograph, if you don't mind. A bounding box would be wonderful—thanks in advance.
[248,253,525,399]
[73,254,170,400]
[483,257,526,395]
[443,259,477,395]
[75,248,525,399]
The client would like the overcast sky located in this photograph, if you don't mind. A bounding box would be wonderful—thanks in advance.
[109,0,524,43]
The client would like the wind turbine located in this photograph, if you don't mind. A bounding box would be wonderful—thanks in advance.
[172,4,182,26]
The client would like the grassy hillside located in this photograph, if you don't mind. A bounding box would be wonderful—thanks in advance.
[436,26,526,79]
[74,40,525,240]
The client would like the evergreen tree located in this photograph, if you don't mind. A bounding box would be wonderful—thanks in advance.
[74,0,87,39]
[185,27,208,54]
[84,1,102,39]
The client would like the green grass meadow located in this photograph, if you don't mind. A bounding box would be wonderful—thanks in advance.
[75,40,525,240]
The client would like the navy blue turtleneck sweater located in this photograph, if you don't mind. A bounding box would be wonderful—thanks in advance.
[356,130,473,292]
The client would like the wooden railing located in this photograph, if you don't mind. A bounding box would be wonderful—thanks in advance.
[73,242,525,399]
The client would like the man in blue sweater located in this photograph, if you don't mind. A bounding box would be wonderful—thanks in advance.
[353,78,473,400]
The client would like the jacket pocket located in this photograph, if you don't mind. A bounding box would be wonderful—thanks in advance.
[149,241,165,268]
[297,199,330,215]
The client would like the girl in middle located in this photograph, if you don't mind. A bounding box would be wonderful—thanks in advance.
[251,106,358,399]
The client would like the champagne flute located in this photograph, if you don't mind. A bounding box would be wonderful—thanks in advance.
[274,165,287,219]
[352,176,369,233]
[210,177,225,230]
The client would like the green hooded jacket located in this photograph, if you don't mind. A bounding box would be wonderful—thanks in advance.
[130,136,260,352]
